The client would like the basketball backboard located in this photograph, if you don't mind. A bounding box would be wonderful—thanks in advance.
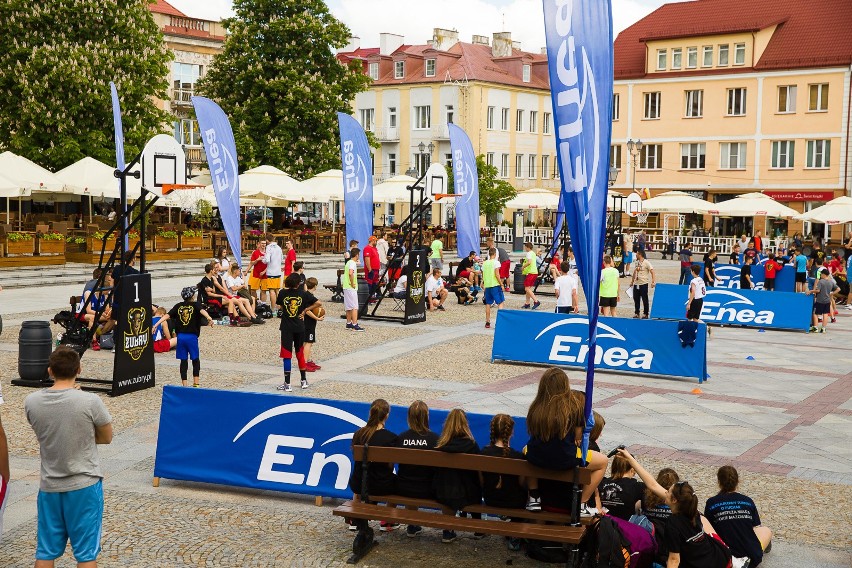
[141,134,186,197]
[625,192,643,217]
[424,162,448,197]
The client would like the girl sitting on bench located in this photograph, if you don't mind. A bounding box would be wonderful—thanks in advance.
[433,409,482,543]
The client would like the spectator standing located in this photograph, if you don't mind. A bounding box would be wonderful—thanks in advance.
[737,234,750,254]
[599,256,620,317]
[215,246,231,275]
[622,231,634,277]
[808,269,837,333]
[386,238,406,281]
[264,235,284,300]
[429,234,444,271]
[554,261,579,315]
[703,250,718,287]
[482,247,505,329]
[743,242,758,263]
[363,236,381,300]
[521,242,541,310]
[792,232,803,250]
[793,248,809,293]
[808,241,827,278]
[752,230,763,253]
[636,230,646,254]
[679,243,694,284]
[248,239,268,304]
[763,253,781,291]
[376,233,389,272]
[25,348,113,567]
[283,239,297,276]
[629,250,655,319]
[740,256,754,290]
[343,248,365,331]
[729,245,741,265]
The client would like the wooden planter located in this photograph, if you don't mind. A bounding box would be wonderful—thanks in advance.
[179,235,202,251]
[155,236,178,252]
[5,238,34,256]
[88,237,116,254]
[37,239,65,256]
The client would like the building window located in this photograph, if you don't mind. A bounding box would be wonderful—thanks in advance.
[486,152,494,167]
[175,118,201,145]
[359,108,375,131]
[487,106,495,129]
[394,60,405,79]
[806,140,831,168]
[734,43,746,65]
[516,109,524,132]
[553,158,560,179]
[529,111,537,133]
[446,105,454,124]
[388,153,397,175]
[425,58,436,77]
[612,94,620,121]
[500,154,509,178]
[672,48,682,69]
[809,83,829,111]
[639,145,663,170]
[777,86,796,113]
[387,107,397,128]
[726,88,747,116]
[719,44,729,66]
[610,145,622,169]
[522,64,531,83]
[543,111,552,133]
[644,92,661,119]
[444,153,453,168]
[656,49,667,70]
[702,46,713,67]
[684,90,703,118]
[515,154,523,178]
[172,62,203,101]
[771,140,795,169]
[413,105,431,129]
[687,47,698,69]
[415,153,431,176]
[680,143,706,170]
[528,155,537,179]
[542,155,549,178]
[720,142,746,169]
[368,62,379,80]
[501,108,509,130]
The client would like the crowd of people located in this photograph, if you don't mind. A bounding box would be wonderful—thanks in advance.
[349,367,772,568]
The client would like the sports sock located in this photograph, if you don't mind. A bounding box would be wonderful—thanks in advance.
[300,369,307,382]
[179,359,188,381]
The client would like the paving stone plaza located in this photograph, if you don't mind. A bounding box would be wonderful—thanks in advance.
[0,256,850,567]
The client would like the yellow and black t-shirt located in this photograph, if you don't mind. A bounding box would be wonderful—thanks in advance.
[276,289,317,333]
[168,300,205,336]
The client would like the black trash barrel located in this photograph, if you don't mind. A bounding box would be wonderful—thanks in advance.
[18,321,52,384]
[513,264,526,294]
[358,279,371,316]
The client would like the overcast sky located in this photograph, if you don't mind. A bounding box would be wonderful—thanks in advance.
[169,0,673,49]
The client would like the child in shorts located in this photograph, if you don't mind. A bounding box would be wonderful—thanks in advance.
[303,277,324,372]
[151,306,177,353]
[482,247,505,329]
[154,287,214,386]
[277,274,322,391]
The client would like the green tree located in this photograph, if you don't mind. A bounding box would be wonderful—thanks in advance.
[446,155,517,223]
[197,0,373,179]
[0,0,172,171]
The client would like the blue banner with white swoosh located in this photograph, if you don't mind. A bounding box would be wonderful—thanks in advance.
[713,262,795,292]
[154,387,526,499]
[337,112,374,251]
[448,124,480,258]
[650,283,811,331]
[491,310,706,381]
[193,96,242,268]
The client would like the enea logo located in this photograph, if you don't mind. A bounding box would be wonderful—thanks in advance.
[342,140,368,200]
[233,402,364,491]
[205,128,238,200]
[453,149,476,204]
[715,265,765,291]
[534,318,653,370]
[700,290,774,324]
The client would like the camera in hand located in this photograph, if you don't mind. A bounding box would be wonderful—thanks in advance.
[607,444,626,458]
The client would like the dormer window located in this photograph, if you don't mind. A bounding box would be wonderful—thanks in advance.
[425,58,436,77]
[368,62,378,80]
[522,64,531,83]
[394,60,405,79]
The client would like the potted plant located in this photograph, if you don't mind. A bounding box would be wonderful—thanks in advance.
[127,229,141,250]
[65,234,86,253]
[37,231,66,255]
[88,230,116,253]
[179,228,202,251]
[5,231,35,255]
[155,228,179,251]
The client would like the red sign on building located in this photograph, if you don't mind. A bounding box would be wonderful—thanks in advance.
[762,190,836,202]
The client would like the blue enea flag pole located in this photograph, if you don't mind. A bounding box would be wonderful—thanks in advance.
[337,113,374,250]
[192,96,242,268]
[542,0,614,462]
[448,124,480,258]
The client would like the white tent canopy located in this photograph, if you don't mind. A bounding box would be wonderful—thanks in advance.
[0,151,63,196]
[232,165,302,204]
[55,156,142,199]
[373,175,417,203]
[793,196,852,225]
[640,190,715,214]
[505,188,560,210]
[708,192,799,218]
[300,169,345,202]
[0,171,26,199]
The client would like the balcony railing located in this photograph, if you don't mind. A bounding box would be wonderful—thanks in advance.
[172,87,194,106]
[375,127,399,141]
[169,16,209,32]
[431,124,450,140]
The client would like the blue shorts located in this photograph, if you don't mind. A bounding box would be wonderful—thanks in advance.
[37,480,103,562]
[624,252,634,263]
[484,286,505,306]
[176,333,199,360]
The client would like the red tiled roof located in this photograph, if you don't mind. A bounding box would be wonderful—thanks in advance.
[614,0,852,79]
[149,0,187,17]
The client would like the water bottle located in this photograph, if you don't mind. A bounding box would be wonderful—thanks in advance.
[221,316,230,325]
[54,333,63,348]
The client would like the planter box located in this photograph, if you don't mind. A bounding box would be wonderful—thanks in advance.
[37,239,65,256]
[155,236,178,252]
[179,235,202,251]
[5,239,35,256]
[88,237,116,254]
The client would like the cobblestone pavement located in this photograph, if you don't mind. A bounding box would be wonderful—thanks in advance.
[0,257,850,567]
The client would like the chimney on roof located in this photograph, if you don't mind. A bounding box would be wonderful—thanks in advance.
[472,34,490,46]
[341,36,360,52]
[379,33,404,56]
[432,28,459,51]
[512,40,522,51]
[540,47,547,55]
[492,32,512,58]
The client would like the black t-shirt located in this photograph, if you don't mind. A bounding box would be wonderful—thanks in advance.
[665,514,729,568]
[643,500,673,564]
[728,251,739,265]
[740,264,752,288]
[703,258,716,284]
[387,245,405,267]
[810,249,826,273]
[395,428,439,498]
[111,264,140,304]
[705,492,763,565]
[349,428,397,496]
[599,477,645,520]
[167,300,206,336]
[276,288,318,333]
[198,276,218,305]
[457,257,474,274]
[480,444,527,509]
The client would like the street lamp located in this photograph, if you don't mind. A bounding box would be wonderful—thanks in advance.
[416,141,435,176]
[626,138,643,195]
[608,166,619,187]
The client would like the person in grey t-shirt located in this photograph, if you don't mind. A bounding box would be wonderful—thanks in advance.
[808,268,838,333]
[25,347,113,566]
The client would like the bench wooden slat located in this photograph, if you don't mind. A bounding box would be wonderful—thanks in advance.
[353,446,592,486]
[333,502,585,544]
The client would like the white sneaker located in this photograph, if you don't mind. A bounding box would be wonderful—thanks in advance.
[732,557,751,568]
[580,504,599,517]
[276,383,292,392]
[301,379,309,389]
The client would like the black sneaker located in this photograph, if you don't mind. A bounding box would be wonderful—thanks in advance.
[441,530,457,543]
[437,305,446,311]
[406,525,423,538]
[471,532,486,540]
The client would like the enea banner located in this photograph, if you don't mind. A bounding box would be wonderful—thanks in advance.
[650,283,812,331]
[154,387,526,499]
[337,112,374,251]
[192,96,242,268]
[714,262,795,292]
[448,124,480,259]
[491,310,707,382]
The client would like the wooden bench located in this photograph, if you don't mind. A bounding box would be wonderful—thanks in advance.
[334,445,593,565]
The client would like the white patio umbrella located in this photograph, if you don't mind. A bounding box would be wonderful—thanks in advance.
[55,157,143,223]
[640,190,715,214]
[505,188,560,209]
[0,172,27,225]
[0,151,65,229]
[224,165,303,226]
[373,175,417,203]
[793,196,852,225]
[300,169,346,230]
[708,192,799,218]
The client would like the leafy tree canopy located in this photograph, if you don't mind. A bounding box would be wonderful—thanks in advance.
[0,0,172,171]
[197,0,373,180]
[446,155,517,222]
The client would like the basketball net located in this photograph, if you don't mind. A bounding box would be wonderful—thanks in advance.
[637,212,649,225]
[161,184,208,214]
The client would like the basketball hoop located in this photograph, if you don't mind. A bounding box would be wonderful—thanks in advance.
[161,183,209,214]
[433,194,456,201]
[637,212,649,225]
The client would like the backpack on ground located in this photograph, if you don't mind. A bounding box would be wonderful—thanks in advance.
[98,331,115,351]
[256,303,274,319]
[611,515,657,568]
[578,516,630,568]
